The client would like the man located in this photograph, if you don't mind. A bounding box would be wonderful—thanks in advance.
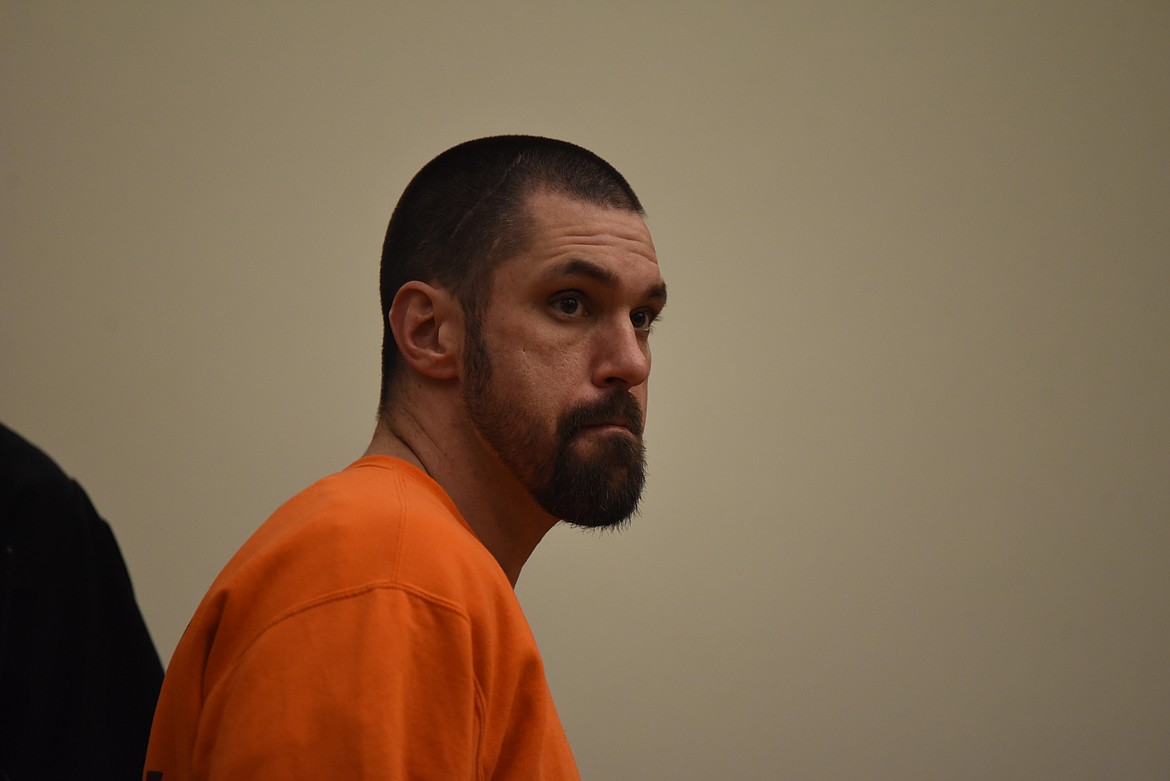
[144,135,667,779]
[1,423,163,781]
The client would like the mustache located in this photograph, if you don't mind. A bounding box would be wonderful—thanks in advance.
[559,392,645,438]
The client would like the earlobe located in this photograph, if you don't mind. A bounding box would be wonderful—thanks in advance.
[388,282,462,380]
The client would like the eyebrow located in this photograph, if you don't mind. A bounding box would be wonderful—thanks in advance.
[551,258,668,305]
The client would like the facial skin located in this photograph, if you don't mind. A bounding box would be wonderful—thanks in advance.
[461,190,667,529]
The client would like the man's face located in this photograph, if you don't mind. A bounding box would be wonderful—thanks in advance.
[461,190,666,528]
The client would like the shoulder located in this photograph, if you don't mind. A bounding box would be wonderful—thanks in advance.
[186,456,518,669]
[252,456,510,601]
[152,457,563,780]
[0,423,89,538]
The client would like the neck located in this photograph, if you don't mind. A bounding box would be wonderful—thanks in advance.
[365,404,556,587]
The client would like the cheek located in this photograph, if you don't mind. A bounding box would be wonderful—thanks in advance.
[511,330,584,379]
[504,345,576,386]
[493,348,573,418]
[635,384,649,418]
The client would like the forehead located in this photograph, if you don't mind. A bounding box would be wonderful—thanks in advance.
[497,189,660,280]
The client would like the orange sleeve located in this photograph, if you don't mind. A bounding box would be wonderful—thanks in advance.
[191,585,482,780]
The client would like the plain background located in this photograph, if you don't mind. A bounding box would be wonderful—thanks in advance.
[3,2,1168,778]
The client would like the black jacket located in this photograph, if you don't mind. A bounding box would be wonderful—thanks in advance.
[0,423,163,781]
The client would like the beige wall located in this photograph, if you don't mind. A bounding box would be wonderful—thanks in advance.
[3,2,1168,778]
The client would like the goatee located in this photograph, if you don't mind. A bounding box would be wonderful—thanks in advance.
[462,332,647,528]
[536,392,647,529]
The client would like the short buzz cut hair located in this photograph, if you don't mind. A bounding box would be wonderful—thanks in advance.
[377,135,644,413]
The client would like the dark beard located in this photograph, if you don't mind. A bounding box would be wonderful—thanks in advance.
[462,328,647,529]
[534,393,647,528]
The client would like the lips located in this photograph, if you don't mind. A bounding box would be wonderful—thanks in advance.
[561,392,644,439]
[580,421,635,435]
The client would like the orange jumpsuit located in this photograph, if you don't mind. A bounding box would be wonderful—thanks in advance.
[144,456,579,780]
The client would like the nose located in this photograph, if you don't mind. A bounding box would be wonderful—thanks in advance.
[592,318,651,389]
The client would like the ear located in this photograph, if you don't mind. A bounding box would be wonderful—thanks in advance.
[388,281,463,380]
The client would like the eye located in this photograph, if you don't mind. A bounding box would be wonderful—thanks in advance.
[631,308,659,332]
[552,292,585,317]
